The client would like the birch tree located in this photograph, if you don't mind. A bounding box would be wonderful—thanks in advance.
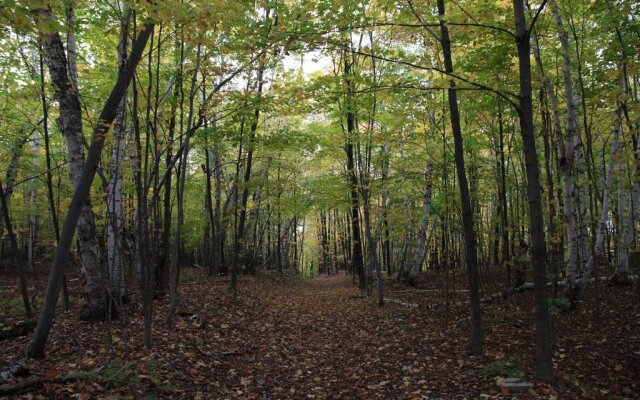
[106,3,130,307]
[36,6,107,320]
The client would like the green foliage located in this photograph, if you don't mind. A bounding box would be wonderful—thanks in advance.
[0,296,43,319]
[64,358,138,388]
[142,356,177,394]
[481,353,525,378]
[102,358,138,386]
[63,370,102,382]
[64,357,175,395]
[549,297,572,316]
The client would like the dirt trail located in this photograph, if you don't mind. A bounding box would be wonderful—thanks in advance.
[1,269,638,399]
[211,273,485,399]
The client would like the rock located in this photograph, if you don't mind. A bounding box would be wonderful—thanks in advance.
[0,363,30,384]
[498,377,530,394]
[0,320,35,341]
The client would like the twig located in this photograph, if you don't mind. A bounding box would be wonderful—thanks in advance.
[0,377,64,396]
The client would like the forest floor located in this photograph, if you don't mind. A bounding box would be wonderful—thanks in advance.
[0,266,639,399]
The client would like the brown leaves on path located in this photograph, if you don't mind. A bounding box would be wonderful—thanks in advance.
[0,268,638,399]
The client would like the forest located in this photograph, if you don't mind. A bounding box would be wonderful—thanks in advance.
[0,0,639,398]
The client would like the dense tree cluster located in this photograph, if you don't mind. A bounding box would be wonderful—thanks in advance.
[0,0,638,383]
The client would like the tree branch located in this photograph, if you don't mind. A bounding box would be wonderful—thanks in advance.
[528,0,548,35]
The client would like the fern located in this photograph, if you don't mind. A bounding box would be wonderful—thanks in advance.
[64,371,102,382]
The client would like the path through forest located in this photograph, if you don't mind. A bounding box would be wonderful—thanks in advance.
[1,268,639,399]
[185,272,490,399]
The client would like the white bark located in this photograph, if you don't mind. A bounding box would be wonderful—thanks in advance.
[27,135,40,272]
[580,121,620,288]
[552,1,582,290]
[615,74,635,284]
[36,6,106,318]
[616,157,631,280]
[65,3,78,92]
[106,3,130,305]
[407,164,433,285]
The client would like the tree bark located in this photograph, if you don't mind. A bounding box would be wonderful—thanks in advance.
[106,4,130,306]
[231,61,265,297]
[168,44,202,325]
[0,178,32,320]
[26,21,154,360]
[406,164,433,286]
[581,119,620,287]
[36,7,106,320]
[38,47,69,309]
[551,0,583,294]
[437,0,483,355]
[343,54,366,290]
[512,0,554,382]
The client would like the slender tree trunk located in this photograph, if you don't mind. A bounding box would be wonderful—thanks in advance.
[38,48,69,309]
[343,54,366,290]
[107,4,130,307]
[159,83,177,293]
[540,89,560,297]
[231,61,265,297]
[406,164,433,286]
[497,104,511,286]
[582,119,620,287]
[512,0,554,382]
[204,147,216,275]
[437,0,483,354]
[132,69,153,347]
[0,178,32,320]
[168,44,201,324]
[213,149,224,273]
[551,0,583,294]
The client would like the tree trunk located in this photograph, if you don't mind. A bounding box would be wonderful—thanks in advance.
[343,54,366,290]
[582,119,620,287]
[497,103,511,286]
[39,47,69,309]
[231,60,265,297]
[0,178,32,320]
[551,0,583,295]
[614,145,633,285]
[106,5,130,307]
[406,164,433,286]
[168,44,202,325]
[437,0,483,355]
[36,7,106,321]
[26,20,154,360]
[512,0,554,382]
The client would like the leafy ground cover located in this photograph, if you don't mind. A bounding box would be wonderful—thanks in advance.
[0,267,638,399]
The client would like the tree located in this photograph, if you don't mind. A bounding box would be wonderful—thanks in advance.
[512,0,554,382]
[27,21,154,360]
[35,6,106,320]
